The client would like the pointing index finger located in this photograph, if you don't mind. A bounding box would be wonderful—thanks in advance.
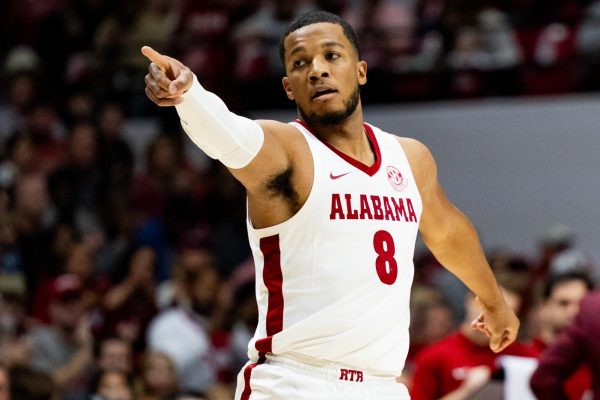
[141,46,168,71]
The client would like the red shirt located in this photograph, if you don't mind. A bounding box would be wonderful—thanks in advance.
[410,331,535,400]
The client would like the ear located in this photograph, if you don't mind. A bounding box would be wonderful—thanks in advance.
[357,60,367,86]
[282,76,295,100]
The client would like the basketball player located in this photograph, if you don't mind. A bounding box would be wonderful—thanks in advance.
[142,10,519,400]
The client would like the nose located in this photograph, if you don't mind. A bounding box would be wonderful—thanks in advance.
[309,57,329,81]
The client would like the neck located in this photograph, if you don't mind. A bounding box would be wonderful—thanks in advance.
[304,106,374,164]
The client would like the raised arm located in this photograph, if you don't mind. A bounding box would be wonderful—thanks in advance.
[141,46,300,195]
[400,137,519,353]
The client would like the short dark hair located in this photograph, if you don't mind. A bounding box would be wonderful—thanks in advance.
[279,10,361,68]
[543,271,594,299]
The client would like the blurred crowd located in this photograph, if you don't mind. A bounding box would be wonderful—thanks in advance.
[1,0,599,399]
[2,0,600,113]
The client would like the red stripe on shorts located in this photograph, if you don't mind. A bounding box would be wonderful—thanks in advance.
[241,353,266,400]
[256,234,284,353]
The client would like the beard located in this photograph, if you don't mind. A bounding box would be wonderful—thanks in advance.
[298,85,360,126]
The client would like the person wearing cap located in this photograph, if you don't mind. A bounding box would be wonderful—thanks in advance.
[0,273,30,368]
[26,273,94,398]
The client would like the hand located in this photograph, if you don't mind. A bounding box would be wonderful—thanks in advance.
[141,46,194,106]
[471,296,520,353]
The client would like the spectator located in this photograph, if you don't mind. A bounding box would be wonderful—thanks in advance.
[96,102,135,197]
[139,351,179,400]
[410,284,533,400]
[88,369,134,400]
[0,273,31,367]
[9,366,56,400]
[95,337,133,375]
[0,132,35,191]
[99,246,158,353]
[156,247,214,310]
[578,0,600,90]
[32,242,109,324]
[47,121,104,235]
[26,274,94,399]
[147,260,222,394]
[528,272,594,399]
[0,72,39,141]
[531,291,600,400]
[12,173,54,306]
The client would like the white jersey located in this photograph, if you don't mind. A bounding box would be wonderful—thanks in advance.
[246,120,423,376]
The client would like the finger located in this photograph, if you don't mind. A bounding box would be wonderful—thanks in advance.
[148,64,174,91]
[145,74,176,98]
[141,46,169,71]
[145,74,182,99]
[145,87,181,107]
[471,320,492,337]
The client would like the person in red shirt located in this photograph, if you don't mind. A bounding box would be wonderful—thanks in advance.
[529,271,594,400]
[531,290,600,400]
[411,285,533,400]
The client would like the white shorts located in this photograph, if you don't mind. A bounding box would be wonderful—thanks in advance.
[234,352,410,400]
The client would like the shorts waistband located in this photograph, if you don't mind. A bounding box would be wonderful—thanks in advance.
[263,352,398,385]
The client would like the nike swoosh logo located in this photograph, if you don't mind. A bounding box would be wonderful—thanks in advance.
[330,172,351,180]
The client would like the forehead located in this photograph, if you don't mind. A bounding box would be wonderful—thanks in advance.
[551,280,588,298]
[284,22,350,55]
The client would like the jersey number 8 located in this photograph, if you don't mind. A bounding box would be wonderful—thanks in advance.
[373,230,398,285]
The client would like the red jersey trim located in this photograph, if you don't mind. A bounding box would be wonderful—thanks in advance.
[255,234,284,353]
[240,353,266,400]
[294,119,382,177]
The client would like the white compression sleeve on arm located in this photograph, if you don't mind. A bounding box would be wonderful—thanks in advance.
[174,74,264,169]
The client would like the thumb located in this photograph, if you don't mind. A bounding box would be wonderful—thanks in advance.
[141,46,169,71]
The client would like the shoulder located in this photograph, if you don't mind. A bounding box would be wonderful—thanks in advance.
[393,136,437,194]
[256,119,304,140]
[395,137,435,169]
[255,119,309,157]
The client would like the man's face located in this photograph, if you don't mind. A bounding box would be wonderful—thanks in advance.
[51,293,84,330]
[282,23,367,126]
[544,280,589,332]
[98,340,132,374]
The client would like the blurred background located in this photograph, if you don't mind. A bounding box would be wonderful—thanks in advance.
[0,0,598,399]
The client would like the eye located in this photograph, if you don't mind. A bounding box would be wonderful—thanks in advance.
[293,59,306,68]
[326,52,340,61]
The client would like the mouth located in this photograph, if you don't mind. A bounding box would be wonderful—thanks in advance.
[311,86,338,101]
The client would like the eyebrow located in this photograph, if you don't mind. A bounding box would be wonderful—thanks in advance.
[289,41,346,58]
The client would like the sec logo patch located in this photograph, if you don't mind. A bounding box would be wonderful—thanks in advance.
[386,166,408,192]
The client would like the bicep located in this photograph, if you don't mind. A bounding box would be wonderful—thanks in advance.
[398,137,458,244]
[227,120,298,194]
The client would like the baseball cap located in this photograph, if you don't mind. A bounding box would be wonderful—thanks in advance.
[50,274,83,302]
